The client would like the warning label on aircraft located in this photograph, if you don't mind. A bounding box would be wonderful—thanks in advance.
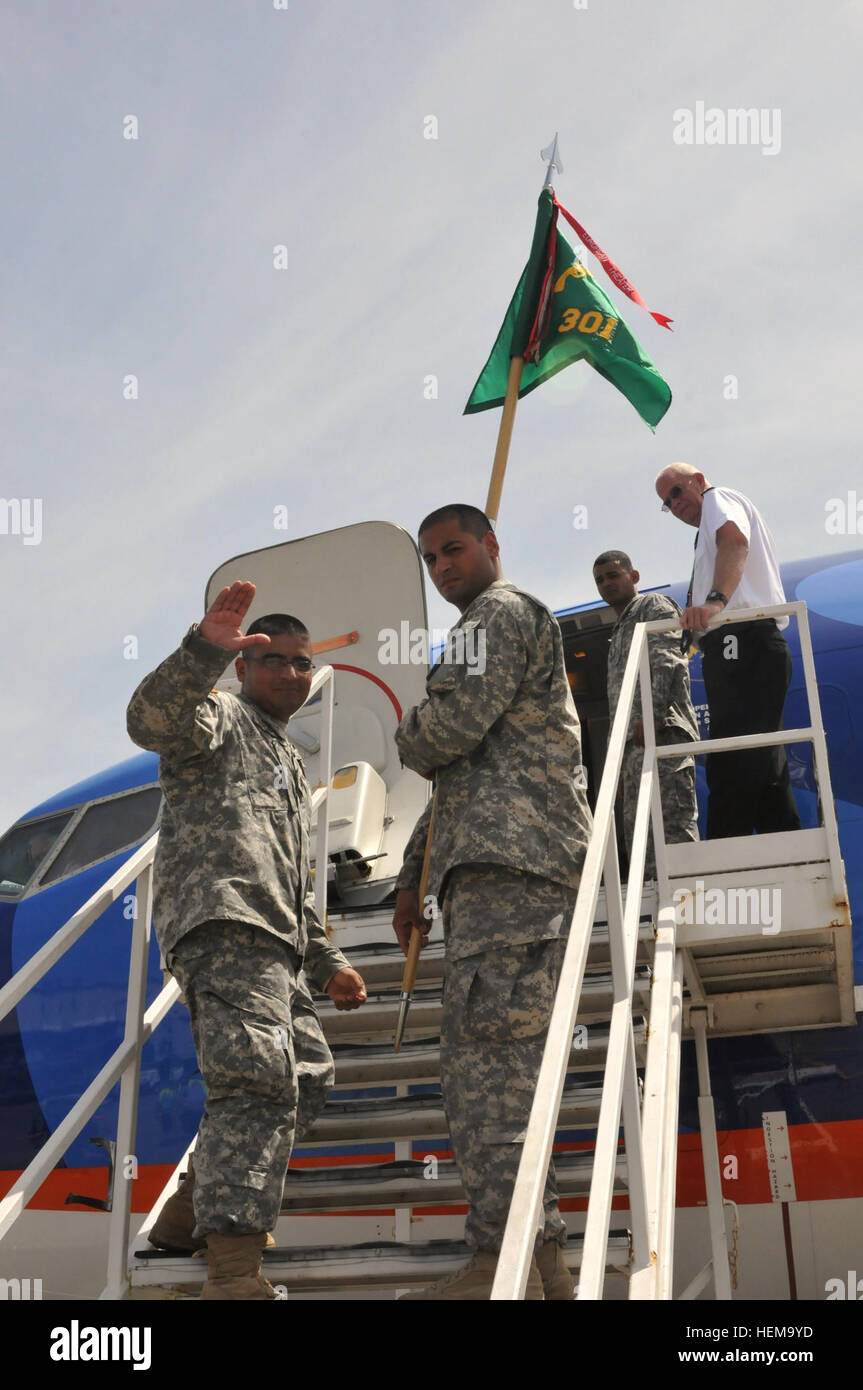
[762,1110,797,1203]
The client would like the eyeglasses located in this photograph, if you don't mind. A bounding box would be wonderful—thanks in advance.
[660,484,684,513]
[246,654,315,673]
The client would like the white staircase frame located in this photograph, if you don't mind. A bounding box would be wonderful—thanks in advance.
[491,600,846,1301]
[0,599,848,1301]
[0,665,336,1300]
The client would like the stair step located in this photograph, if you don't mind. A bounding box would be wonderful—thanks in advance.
[131,1233,633,1292]
[332,942,446,989]
[330,1018,648,1085]
[325,885,657,956]
[319,989,442,1042]
[317,969,652,1041]
[280,1150,627,1212]
[329,918,655,991]
[332,1037,443,1084]
[300,1078,606,1144]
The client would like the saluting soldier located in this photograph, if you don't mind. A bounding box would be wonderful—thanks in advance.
[127,581,366,1300]
[592,551,699,878]
[392,505,592,1300]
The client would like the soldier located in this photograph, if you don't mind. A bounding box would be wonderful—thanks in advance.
[592,551,699,879]
[392,505,592,1300]
[126,581,366,1300]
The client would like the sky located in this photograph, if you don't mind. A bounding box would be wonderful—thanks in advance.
[2,0,862,831]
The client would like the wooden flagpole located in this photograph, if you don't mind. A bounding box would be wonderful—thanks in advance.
[393,796,436,1052]
[485,356,525,524]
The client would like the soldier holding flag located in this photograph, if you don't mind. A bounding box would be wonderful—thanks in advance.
[392,504,592,1300]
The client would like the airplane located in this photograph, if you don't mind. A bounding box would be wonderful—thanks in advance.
[1,522,861,1301]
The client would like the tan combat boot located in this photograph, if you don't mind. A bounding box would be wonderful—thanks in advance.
[535,1240,575,1300]
[149,1156,276,1256]
[199,1232,280,1300]
[398,1251,544,1300]
[149,1157,204,1253]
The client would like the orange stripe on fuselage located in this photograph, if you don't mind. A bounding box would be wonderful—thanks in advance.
[4,1120,862,1212]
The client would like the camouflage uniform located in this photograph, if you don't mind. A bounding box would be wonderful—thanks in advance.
[127,624,350,1236]
[395,581,592,1253]
[606,592,699,878]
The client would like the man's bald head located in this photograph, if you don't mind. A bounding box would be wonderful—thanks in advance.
[655,461,709,492]
[655,462,711,528]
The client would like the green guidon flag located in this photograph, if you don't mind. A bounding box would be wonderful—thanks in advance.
[464,188,671,429]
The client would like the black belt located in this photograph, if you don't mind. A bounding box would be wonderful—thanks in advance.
[700,618,777,649]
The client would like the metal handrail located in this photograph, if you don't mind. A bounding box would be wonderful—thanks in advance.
[0,832,159,1028]
[311,665,335,926]
[0,854,165,1246]
[491,600,837,1300]
[491,601,655,1300]
[0,665,336,1302]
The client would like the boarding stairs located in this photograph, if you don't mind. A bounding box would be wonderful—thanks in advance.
[0,602,853,1300]
[126,895,652,1298]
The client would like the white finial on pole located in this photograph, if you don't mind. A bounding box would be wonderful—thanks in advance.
[540,133,563,188]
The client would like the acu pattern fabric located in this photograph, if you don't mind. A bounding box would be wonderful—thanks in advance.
[127,624,350,1236]
[167,923,334,1237]
[606,592,699,877]
[396,581,591,907]
[395,580,591,1253]
[438,867,574,1252]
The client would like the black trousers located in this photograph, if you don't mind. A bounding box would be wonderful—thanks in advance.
[700,621,802,839]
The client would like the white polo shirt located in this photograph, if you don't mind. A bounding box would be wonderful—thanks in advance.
[692,486,788,630]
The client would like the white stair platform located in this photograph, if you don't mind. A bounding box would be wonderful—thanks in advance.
[667,828,854,1035]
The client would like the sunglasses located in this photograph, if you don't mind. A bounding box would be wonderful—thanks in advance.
[245,654,315,673]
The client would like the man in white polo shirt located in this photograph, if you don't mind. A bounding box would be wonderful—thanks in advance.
[654,463,801,839]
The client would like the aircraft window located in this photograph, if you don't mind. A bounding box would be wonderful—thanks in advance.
[0,812,76,897]
[40,787,161,886]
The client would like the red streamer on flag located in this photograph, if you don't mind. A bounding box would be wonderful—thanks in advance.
[524,208,558,362]
[553,197,673,331]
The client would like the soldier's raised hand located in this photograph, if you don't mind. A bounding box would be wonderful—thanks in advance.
[200,581,271,652]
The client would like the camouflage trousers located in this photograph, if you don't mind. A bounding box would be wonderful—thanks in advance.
[167,920,334,1238]
[621,731,698,880]
[439,864,577,1255]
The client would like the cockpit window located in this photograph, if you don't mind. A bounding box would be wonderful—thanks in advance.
[0,812,76,898]
[40,787,161,887]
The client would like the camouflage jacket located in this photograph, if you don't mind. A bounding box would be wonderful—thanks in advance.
[395,580,592,902]
[126,624,350,989]
[607,593,699,743]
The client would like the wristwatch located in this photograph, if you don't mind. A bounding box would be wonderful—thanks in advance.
[705,589,728,607]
